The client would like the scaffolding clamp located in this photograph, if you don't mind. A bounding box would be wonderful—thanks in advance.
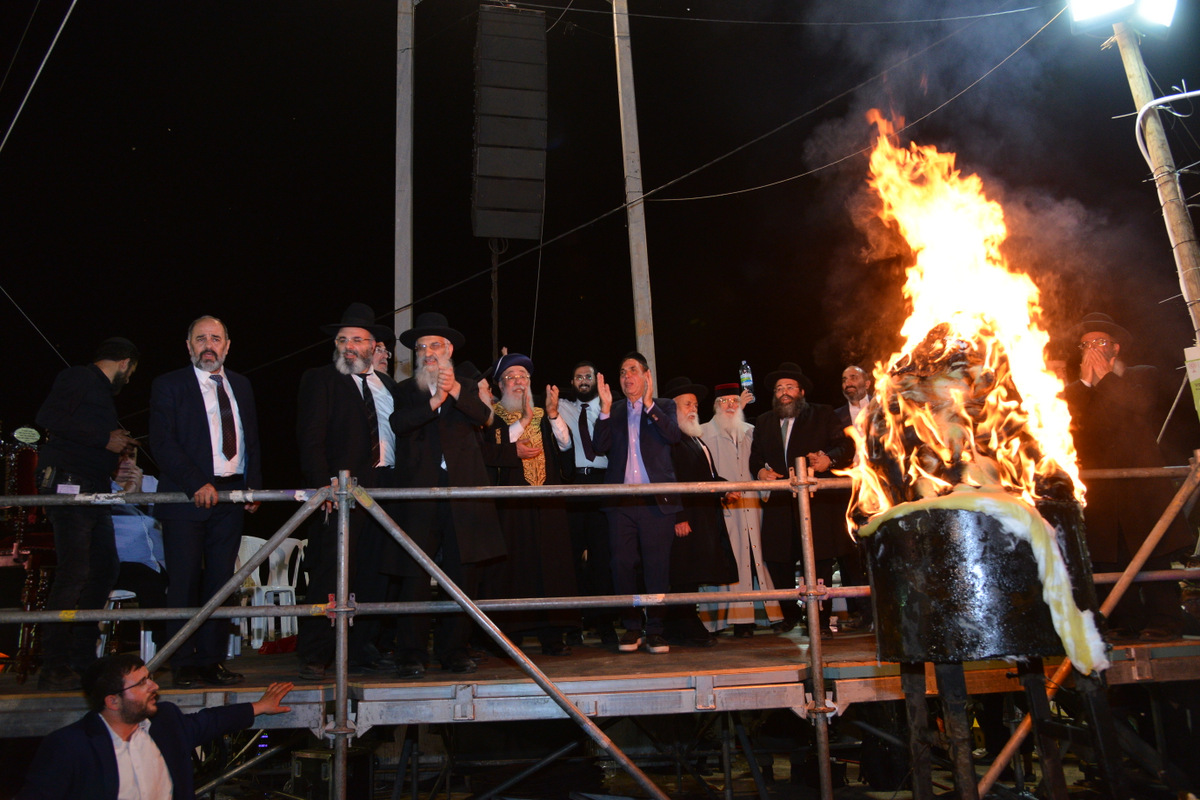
[324,593,358,626]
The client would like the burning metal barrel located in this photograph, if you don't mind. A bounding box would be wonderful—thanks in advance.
[865,501,1097,663]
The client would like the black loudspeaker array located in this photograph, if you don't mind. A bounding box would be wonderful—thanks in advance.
[472,5,548,241]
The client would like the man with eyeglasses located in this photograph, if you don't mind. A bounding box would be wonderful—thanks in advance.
[296,303,399,680]
[388,312,505,677]
[18,653,292,800]
[558,361,618,644]
[1064,312,1193,642]
[149,316,261,689]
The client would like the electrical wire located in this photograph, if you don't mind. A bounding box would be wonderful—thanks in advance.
[0,0,45,100]
[1,281,70,367]
[0,0,80,157]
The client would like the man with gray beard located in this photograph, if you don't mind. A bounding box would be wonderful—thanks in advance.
[150,316,261,687]
[748,363,852,637]
[479,353,578,654]
[700,384,782,637]
[296,303,398,680]
[388,312,505,677]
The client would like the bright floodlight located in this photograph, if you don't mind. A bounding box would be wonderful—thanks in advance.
[1069,0,1177,33]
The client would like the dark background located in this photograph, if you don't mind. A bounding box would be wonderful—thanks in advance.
[2,1,1199,528]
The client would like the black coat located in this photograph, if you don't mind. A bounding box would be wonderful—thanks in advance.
[670,436,739,586]
[1064,366,1194,562]
[388,376,505,575]
[296,364,396,490]
[749,402,853,563]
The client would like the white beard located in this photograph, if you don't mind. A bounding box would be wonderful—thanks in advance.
[679,415,703,438]
[499,387,525,414]
[712,407,745,436]
[415,355,453,392]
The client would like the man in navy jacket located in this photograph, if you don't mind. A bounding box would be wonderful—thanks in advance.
[591,352,681,654]
[18,653,292,800]
[150,316,262,688]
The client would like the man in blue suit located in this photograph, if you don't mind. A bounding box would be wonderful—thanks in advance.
[591,352,681,654]
[18,653,292,800]
[149,316,262,688]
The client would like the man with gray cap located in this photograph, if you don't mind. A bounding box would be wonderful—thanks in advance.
[388,312,505,676]
[296,303,399,680]
[35,337,141,691]
[1064,312,1194,641]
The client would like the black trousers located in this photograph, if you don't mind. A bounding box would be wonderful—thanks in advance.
[567,468,616,633]
[607,502,674,635]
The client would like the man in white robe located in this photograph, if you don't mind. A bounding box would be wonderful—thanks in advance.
[699,384,782,636]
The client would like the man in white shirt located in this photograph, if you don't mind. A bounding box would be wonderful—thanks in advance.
[18,653,292,800]
[557,361,618,644]
[149,316,262,689]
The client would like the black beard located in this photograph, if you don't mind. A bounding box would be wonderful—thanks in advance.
[774,395,806,419]
[111,372,128,395]
[575,386,597,402]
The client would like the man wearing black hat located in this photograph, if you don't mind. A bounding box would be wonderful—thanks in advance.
[662,377,738,647]
[150,316,261,688]
[748,362,853,637]
[388,312,506,676]
[35,337,141,691]
[1064,313,1194,641]
[296,303,399,679]
[479,352,578,655]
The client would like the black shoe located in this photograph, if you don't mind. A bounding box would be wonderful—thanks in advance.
[565,630,584,646]
[395,658,426,679]
[37,666,81,692]
[299,662,327,681]
[541,641,572,656]
[819,628,833,640]
[172,666,201,688]
[772,620,797,634]
[734,624,755,639]
[348,659,390,675]
[689,633,717,647]
[599,629,620,646]
[443,653,477,674]
[644,634,670,654]
[199,663,244,686]
[617,631,644,652]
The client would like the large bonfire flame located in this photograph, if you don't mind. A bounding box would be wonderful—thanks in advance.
[845,111,1081,520]
[844,112,1107,673]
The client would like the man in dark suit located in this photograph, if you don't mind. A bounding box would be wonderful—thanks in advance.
[662,377,738,647]
[749,362,852,638]
[833,364,873,632]
[388,312,506,677]
[296,303,400,680]
[1065,312,1194,641]
[18,653,292,800]
[149,316,261,688]
[592,352,681,654]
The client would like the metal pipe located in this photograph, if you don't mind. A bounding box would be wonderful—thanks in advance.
[0,464,1187,509]
[351,485,671,800]
[332,471,353,800]
[794,459,833,800]
[146,487,328,671]
[194,736,300,796]
[978,456,1200,797]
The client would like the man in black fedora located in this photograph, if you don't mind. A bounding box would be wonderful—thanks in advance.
[295,302,399,679]
[748,362,852,638]
[386,312,505,676]
[1064,312,1194,641]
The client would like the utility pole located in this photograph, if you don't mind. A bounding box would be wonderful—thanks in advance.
[612,0,657,375]
[394,0,415,379]
[1112,22,1200,344]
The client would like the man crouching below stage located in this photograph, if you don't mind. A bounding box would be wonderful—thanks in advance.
[17,654,293,800]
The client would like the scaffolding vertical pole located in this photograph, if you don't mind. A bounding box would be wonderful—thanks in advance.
[794,459,832,800]
[332,471,354,800]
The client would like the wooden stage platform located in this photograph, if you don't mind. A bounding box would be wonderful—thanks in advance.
[4,628,1200,740]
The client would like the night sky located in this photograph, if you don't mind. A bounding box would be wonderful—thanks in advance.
[3,0,1199,519]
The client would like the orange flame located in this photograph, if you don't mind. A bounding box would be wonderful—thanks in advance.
[845,112,1082,524]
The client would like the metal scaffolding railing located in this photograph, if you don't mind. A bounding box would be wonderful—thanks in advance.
[2,463,1198,800]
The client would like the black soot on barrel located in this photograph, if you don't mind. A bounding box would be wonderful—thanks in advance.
[866,503,1095,663]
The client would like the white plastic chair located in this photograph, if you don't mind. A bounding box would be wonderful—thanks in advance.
[97,589,156,663]
[236,535,306,650]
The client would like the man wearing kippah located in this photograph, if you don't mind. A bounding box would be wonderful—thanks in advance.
[35,337,141,691]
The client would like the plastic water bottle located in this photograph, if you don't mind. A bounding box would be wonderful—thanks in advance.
[739,361,754,398]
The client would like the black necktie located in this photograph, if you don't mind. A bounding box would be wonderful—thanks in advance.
[210,374,237,460]
[578,402,596,461]
[359,374,380,467]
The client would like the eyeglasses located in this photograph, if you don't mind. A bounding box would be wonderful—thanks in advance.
[413,341,447,353]
[119,674,152,694]
[715,397,740,406]
[1078,339,1112,350]
[573,373,594,382]
[335,336,374,346]
[501,373,530,383]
